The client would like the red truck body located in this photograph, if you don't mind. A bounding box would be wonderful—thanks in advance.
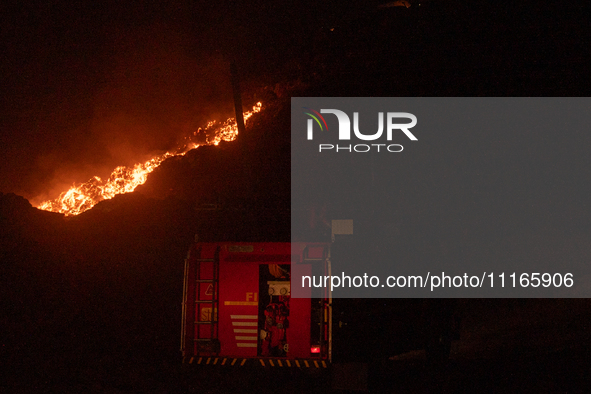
[181,242,331,367]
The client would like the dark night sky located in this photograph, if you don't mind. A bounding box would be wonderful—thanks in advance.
[1,0,588,213]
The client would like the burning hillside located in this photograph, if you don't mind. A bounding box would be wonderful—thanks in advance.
[37,103,262,216]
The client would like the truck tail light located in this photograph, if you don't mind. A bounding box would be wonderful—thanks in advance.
[311,346,321,354]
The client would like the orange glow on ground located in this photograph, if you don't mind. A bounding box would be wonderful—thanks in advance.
[37,103,262,216]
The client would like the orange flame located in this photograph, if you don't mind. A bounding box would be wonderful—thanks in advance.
[38,102,262,216]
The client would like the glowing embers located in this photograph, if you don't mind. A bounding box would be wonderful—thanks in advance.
[37,103,262,216]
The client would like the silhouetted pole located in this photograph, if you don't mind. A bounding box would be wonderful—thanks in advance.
[230,61,246,139]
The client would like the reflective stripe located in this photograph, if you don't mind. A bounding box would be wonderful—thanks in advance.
[237,343,257,347]
[185,357,330,368]
[230,315,258,319]
[233,329,257,333]
[232,322,257,326]
[235,336,257,340]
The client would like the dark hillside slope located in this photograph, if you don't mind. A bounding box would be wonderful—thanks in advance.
[1,94,294,392]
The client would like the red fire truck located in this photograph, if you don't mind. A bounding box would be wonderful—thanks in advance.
[181,236,460,383]
[181,241,332,369]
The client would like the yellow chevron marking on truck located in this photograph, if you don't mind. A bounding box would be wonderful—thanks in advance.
[185,356,329,368]
[235,336,258,340]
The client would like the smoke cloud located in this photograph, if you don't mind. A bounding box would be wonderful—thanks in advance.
[1,3,238,205]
